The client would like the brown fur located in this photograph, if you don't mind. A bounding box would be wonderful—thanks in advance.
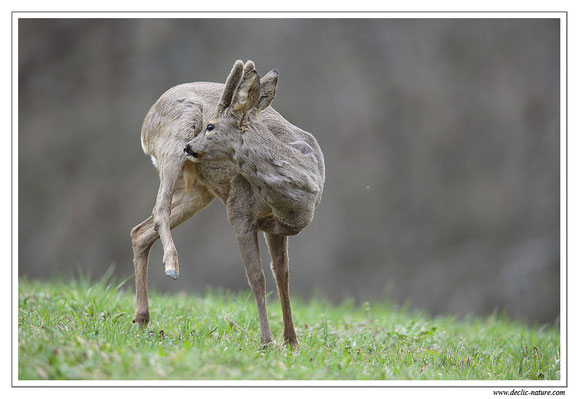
[131,60,325,346]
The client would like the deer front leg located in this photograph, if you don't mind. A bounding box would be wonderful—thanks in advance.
[153,160,183,279]
[233,223,273,345]
[265,233,298,347]
[227,188,273,345]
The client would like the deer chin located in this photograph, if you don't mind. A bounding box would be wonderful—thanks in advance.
[185,153,203,163]
[186,151,226,163]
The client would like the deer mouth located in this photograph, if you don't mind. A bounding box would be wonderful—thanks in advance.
[184,144,203,162]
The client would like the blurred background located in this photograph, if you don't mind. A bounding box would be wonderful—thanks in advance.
[18,18,560,323]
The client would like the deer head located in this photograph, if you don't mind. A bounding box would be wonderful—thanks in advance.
[184,60,278,163]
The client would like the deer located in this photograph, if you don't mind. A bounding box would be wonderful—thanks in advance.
[130,60,325,347]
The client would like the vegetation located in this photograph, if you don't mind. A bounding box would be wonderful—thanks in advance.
[18,272,560,380]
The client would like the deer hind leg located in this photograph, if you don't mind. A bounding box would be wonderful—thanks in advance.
[131,180,214,326]
[265,233,299,347]
[130,214,155,325]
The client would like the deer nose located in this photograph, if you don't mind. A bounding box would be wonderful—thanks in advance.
[184,144,199,158]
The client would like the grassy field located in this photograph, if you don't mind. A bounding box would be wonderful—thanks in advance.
[17,272,560,381]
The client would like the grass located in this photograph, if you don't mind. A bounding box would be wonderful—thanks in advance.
[18,272,560,381]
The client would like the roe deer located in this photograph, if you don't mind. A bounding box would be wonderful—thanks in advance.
[130,60,325,346]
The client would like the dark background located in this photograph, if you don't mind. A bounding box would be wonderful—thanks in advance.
[18,18,560,323]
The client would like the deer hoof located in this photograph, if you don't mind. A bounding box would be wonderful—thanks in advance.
[285,338,300,350]
[132,309,150,326]
[166,269,179,280]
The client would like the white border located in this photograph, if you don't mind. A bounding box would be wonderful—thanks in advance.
[558,12,567,388]
[11,11,567,389]
[10,378,570,387]
[10,11,569,19]
[11,10,19,390]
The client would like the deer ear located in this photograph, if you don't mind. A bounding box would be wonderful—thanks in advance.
[255,69,278,112]
[231,69,261,117]
[217,60,244,114]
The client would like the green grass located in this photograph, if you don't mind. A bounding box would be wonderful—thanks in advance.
[18,272,560,381]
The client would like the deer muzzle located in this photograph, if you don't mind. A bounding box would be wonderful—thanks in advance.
[184,144,203,161]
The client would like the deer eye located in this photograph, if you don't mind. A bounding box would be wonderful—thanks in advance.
[206,124,215,132]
